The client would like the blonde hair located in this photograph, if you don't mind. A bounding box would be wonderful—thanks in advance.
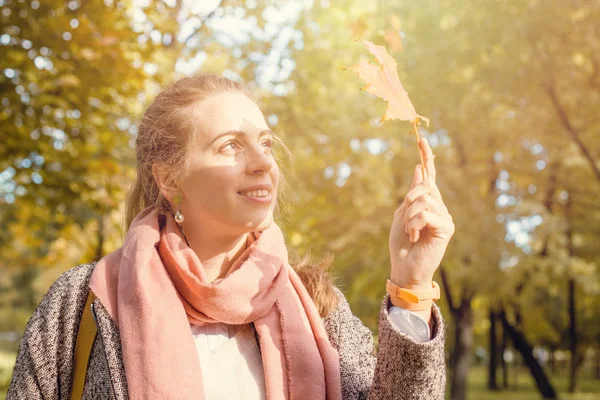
[124,73,338,317]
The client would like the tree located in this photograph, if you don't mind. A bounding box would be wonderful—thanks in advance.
[0,0,182,315]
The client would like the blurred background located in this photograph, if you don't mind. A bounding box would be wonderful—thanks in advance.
[1,0,599,399]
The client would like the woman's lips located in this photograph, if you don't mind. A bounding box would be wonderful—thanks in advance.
[238,191,272,204]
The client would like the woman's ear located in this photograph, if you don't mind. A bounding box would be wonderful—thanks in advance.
[151,164,180,203]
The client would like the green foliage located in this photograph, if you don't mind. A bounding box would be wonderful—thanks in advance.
[0,350,17,399]
[0,0,182,286]
[0,0,183,355]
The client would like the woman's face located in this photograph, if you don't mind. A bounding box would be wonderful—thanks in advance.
[174,92,280,236]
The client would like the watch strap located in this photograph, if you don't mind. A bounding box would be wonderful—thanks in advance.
[386,280,440,311]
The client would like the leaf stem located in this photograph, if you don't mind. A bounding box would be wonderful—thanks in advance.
[412,119,426,181]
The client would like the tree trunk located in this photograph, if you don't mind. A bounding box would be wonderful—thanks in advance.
[549,348,556,374]
[596,344,600,380]
[500,310,557,399]
[488,310,498,390]
[568,277,578,392]
[501,323,509,388]
[565,191,579,393]
[450,298,474,400]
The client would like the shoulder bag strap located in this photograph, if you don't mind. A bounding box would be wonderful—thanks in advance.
[70,290,98,399]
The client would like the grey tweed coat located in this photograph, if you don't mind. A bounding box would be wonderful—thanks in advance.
[8,263,446,399]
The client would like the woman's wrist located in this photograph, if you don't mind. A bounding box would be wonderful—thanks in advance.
[390,259,434,290]
[389,272,433,291]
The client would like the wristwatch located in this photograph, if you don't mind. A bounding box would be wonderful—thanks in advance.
[386,279,440,311]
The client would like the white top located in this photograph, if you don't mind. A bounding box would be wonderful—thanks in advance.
[191,323,267,399]
[189,305,430,399]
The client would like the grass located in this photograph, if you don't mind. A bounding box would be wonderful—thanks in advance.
[466,365,600,400]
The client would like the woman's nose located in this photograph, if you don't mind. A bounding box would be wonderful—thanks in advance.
[246,145,274,175]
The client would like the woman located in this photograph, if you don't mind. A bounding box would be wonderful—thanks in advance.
[8,74,454,399]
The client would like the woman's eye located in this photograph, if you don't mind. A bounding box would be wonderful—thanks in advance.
[261,139,273,148]
[222,142,241,151]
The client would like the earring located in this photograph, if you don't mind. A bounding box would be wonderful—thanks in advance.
[171,193,190,246]
[173,194,184,226]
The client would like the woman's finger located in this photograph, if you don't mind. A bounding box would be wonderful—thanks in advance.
[425,191,449,216]
[429,182,444,203]
[404,183,433,205]
[407,210,452,243]
[404,195,429,235]
[405,182,449,221]
[405,194,448,223]
[418,138,447,204]
[409,164,425,191]
[404,194,450,236]
[419,138,436,184]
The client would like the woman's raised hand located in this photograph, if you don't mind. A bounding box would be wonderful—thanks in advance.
[389,138,455,295]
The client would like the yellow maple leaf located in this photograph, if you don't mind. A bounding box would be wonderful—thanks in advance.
[346,40,430,178]
[348,40,429,126]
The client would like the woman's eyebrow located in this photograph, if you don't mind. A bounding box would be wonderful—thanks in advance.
[209,129,274,144]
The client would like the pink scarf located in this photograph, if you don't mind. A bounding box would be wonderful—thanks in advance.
[89,208,342,399]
